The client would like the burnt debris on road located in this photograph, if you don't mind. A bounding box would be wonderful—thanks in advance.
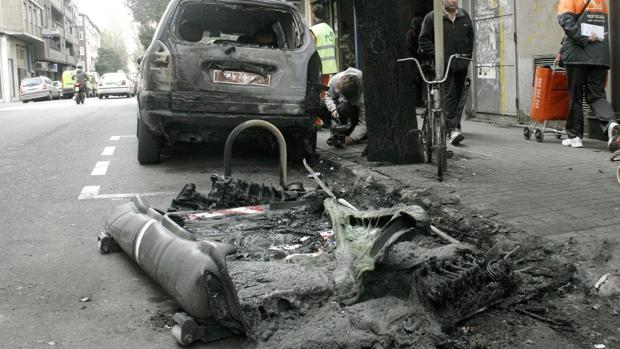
[97,154,618,348]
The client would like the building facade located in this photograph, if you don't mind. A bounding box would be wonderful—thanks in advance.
[0,0,98,102]
[78,13,101,72]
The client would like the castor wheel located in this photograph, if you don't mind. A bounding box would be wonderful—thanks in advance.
[523,127,532,140]
[534,128,544,143]
[555,130,562,140]
[171,324,195,346]
[97,231,120,254]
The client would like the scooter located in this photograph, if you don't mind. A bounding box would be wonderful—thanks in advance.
[74,83,85,105]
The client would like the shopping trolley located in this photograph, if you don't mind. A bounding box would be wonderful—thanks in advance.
[524,61,569,142]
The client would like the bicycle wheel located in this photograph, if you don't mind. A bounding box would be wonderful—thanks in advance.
[435,111,447,179]
[422,110,432,163]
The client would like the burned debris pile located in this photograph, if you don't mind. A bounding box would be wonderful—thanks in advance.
[101,173,580,348]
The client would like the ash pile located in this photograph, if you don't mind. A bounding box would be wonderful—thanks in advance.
[159,175,575,348]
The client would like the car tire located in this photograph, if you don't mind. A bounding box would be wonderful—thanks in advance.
[98,95,103,99]
[137,117,161,164]
[22,100,28,104]
[287,129,316,165]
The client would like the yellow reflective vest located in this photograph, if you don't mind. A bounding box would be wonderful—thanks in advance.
[310,22,338,75]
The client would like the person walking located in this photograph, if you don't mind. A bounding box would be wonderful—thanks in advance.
[418,0,474,146]
[558,0,620,150]
[310,4,338,86]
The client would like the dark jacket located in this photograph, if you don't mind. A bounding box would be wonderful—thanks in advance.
[558,0,610,67]
[418,8,474,72]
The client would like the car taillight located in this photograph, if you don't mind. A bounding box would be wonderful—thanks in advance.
[144,40,172,92]
[20,87,23,94]
[121,80,126,85]
[42,84,47,90]
[98,81,102,86]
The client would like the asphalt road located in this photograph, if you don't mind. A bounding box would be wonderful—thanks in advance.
[0,97,315,348]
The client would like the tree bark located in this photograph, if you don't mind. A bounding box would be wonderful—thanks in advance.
[354,0,422,164]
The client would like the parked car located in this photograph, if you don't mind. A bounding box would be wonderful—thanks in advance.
[61,70,76,98]
[53,81,63,98]
[20,76,61,102]
[98,72,133,99]
[87,72,100,97]
[136,0,321,164]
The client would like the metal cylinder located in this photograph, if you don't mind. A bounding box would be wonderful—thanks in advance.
[223,120,288,188]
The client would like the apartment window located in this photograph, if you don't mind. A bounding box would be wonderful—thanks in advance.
[79,32,83,41]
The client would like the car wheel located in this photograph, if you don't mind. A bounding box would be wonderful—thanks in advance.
[286,129,316,165]
[98,95,103,99]
[137,117,161,164]
[22,100,28,104]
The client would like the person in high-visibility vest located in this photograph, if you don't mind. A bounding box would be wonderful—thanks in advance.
[557,0,620,150]
[310,4,338,83]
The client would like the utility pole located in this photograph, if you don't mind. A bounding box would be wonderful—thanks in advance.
[433,0,445,82]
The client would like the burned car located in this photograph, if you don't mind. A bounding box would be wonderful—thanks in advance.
[136,0,322,164]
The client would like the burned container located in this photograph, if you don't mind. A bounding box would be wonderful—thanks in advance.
[100,196,246,344]
[136,0,322,164]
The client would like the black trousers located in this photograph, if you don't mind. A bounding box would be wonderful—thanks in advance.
[565,65,616,139]
[317,100,359,135]
[443,69,468,131]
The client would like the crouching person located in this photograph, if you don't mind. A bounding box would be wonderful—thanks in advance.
[319,68,367,147]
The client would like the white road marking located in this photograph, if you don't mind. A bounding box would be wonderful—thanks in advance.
[109,135,134,141]
[78,185,172,200]
[101,146,116,156]
[91,161,110,176]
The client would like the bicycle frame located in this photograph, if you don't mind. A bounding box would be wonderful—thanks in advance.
[397,54,472,180]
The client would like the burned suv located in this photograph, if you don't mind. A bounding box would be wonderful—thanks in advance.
[137,0,322,164]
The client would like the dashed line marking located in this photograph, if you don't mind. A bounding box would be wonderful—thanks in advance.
[91,161,110,176]
[78,186,172,200]
[101,146,116,156]
[110,135,134,141]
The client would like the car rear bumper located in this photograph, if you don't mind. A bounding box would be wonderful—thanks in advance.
[139,91,314,143]
[99,86,131,95]
[20,91,49,100]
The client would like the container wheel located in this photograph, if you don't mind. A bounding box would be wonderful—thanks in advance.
[534,128,544,143]
[523,127,531,140]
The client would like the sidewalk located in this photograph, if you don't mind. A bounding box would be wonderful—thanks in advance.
[317,119,620,244]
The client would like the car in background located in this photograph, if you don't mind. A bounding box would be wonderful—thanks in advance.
[136,0,321,164]
[87,72,100,97]
[97,72,133,99]
[20,76,61,102]
[53,81,63,98]
[61,70,76,98]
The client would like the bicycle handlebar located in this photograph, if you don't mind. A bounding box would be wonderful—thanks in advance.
[397,54,472,84]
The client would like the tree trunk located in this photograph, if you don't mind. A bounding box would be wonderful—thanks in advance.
[354,0,421,164]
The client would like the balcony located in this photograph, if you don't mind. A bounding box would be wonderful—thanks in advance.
[50,0,63,14]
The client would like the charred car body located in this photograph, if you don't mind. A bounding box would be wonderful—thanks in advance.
[137,0,322,164]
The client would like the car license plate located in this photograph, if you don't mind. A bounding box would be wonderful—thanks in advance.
[212,70,271,87]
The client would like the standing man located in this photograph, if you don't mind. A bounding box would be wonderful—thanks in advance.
[558,0,620,150]
[310,4,338,87]
[418,0,474,146]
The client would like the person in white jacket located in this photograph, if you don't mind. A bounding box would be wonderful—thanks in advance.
[320,67,367,146]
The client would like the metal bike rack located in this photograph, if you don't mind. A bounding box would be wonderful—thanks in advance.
[224,120,288,188]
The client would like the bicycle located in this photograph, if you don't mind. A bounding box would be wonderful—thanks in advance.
[397,54,472,180]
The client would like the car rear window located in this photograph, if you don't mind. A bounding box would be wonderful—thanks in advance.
[21,78,43,87]
[102,73,127,82]
[174,2,302,49]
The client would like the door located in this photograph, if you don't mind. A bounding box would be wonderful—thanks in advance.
[472,0,518,117]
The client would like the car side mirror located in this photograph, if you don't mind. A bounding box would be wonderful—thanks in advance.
[137,55,143,65]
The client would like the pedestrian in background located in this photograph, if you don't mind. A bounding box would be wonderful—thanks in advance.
[310,4,338,87]
[418,0,474,146]
[558,0,620,150]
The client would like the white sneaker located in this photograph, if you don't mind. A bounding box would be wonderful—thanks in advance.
[561,137,583,148]
[449,131,464,145]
